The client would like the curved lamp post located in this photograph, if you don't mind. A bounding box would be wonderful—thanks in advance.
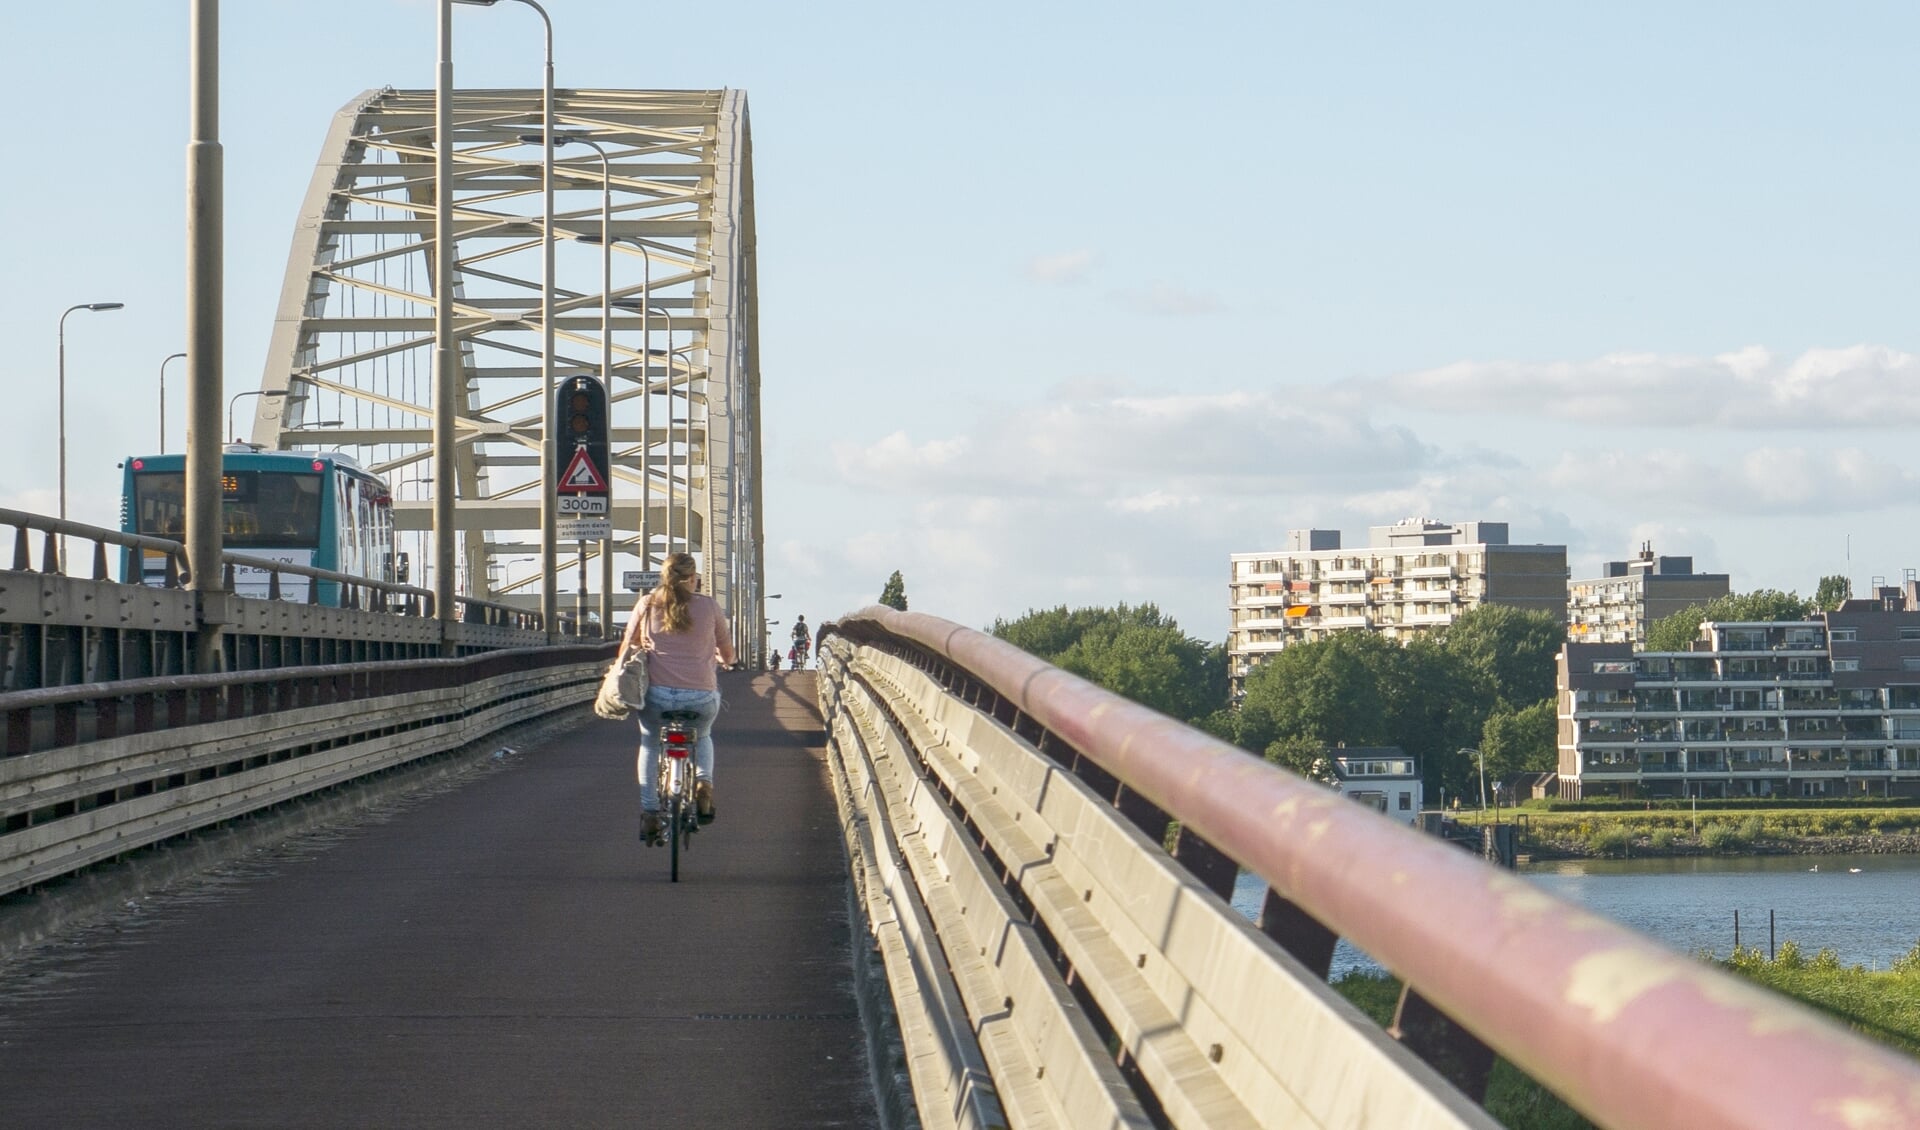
[228,389,288,442]
[58,302,125,529]
[528,130,615,631]
[455,0,557,638]
[158,351,186,454]
[1460,747,1487,813]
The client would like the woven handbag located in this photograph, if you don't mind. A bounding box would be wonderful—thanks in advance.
[592,602,653,720]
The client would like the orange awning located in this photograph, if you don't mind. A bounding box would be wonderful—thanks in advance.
[1285,605,1312,618]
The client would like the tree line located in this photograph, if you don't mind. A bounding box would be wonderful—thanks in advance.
[989,602,1562,801]
[1641,575,1851,651]
[983,573,1859,800]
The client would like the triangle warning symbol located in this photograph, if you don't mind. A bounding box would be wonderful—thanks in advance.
[560,447,607,491]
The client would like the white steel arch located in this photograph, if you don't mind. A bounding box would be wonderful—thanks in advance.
[256,87,763,646]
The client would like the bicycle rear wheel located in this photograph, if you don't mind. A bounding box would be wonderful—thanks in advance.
[669,796,683,882]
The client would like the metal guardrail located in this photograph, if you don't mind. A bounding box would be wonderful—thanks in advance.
[0,508,590,635]
[822,607,1920,1130]
[0,644,613,898]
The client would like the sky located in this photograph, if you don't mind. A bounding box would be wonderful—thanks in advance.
[5,2,1920,643]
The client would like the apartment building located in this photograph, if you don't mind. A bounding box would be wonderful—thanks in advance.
[1567,545,1729,646]
[1557,583,1920,800]
[1228,519,1568,692]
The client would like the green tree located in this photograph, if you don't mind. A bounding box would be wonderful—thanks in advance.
[878,570,908,611]
[1264,734,1332,782]
[1434,605,1565,709]
[1644,589,1813,651]
[1234,632,1485,794]
[990,604,1225,724]
[1479,698,1558,782]
[1814,574,1853,611]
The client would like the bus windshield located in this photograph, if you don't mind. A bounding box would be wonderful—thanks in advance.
[132,470,324,548]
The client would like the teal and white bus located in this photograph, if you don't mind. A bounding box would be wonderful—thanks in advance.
[120,446,397,604]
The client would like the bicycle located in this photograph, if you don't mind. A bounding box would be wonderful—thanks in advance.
[651,708,704,881]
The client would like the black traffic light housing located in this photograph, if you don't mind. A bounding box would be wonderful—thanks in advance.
[554,375,611,496]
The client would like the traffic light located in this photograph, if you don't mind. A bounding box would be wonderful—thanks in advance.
[554,375,610,496]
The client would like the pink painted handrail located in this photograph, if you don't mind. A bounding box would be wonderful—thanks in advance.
[835,606,1920,1130]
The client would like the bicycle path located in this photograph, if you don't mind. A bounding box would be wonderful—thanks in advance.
[0,670,873,1128]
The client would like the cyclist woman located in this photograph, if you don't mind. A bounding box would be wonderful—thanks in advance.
[622,552,734,842]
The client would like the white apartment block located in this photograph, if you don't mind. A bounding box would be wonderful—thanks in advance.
[1567,544,1729,646]
[1228,519,1567,693]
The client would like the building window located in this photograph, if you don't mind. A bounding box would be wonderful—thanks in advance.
[1834,659,1861,672]
[1398,793,1412,811]
[1903,628,1920,641]
[1904,658,1920,672]
[1830,629,1858,643]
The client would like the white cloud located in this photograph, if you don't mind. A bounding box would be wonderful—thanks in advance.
[781,357,1920,643]
[831,431,968,481]
[829,389,1433,501]
[1371,344,1920,428]
[1545,446,1920,515]
[1109,282,1225,317]
[1026,249,1096,284]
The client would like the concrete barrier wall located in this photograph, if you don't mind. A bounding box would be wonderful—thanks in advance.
[0,647,609,898]
[819,632,1495,1130]
[821,607,1920,1130]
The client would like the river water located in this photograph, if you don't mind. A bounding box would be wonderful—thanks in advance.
[1231,852,1920,977]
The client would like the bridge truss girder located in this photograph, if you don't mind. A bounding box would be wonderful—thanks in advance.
[256,87,762,645]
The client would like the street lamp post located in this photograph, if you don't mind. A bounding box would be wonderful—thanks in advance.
[594,242,658,575]
[643,310,694,556]
[57,302,125,542]
[159,351,186,454]
[447,0,555,641]
[528,131,615,633]
[1460,747,1487,814]
[455,0,556,640]
[228,389,289,442]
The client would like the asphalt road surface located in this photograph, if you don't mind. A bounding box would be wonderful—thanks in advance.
[0,670,874,1129]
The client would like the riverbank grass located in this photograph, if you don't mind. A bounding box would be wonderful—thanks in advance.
[1458,803,1920,858]
[1722,941,1920,1056]
[1331,943,1920,1127]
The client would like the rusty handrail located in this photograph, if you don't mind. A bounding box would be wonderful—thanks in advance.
[831,606,1920,1130]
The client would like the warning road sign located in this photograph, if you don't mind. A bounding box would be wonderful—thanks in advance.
[559,447,607,493]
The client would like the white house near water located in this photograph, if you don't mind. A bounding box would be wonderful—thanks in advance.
[1327,748,1422,826]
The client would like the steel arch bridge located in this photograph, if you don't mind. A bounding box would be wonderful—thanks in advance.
[251,87,762,645]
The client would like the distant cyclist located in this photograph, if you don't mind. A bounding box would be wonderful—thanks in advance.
[622,553,735,841]
[790,615,811,666]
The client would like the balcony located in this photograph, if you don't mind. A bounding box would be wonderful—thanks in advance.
[1319,614,1369,629]
[1407,564,1456,578]
[1323,591,1369,605]
[1325,567,1367,581]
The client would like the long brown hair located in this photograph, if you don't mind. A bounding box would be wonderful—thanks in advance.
[650,553,700,633]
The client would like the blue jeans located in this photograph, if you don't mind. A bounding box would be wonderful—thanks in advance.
[636,684,720,811]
